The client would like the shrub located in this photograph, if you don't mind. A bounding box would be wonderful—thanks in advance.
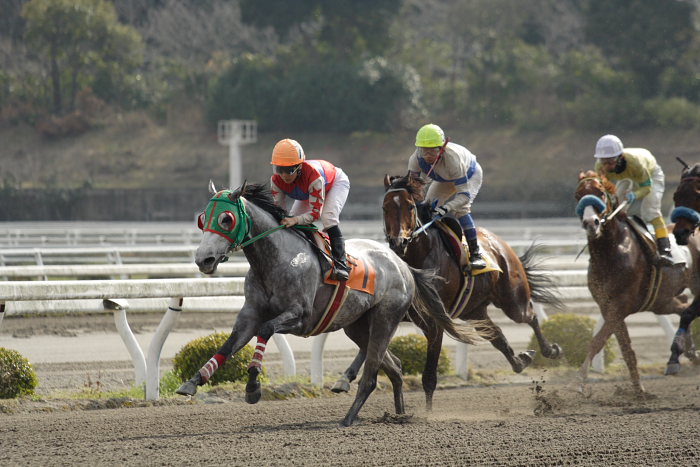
[387,334,451,376]
[529,314,616,368]
[0,347,38,399]
[172,332,256,386]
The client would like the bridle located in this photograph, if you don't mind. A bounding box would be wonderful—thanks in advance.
[575,176,615,216]
[671,175,700,231]
[383,186,426,255]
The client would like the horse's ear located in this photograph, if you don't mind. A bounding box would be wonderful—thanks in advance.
[208,180,217,194]
[229,179,248,200]
[384,174,392,190]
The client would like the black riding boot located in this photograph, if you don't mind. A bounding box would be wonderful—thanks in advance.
[466,237,487,270]
[327,225,350,281]
[656,236,674,267]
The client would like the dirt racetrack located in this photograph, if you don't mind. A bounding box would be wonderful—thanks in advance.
[3,313,700,465]
[2,372,700,466]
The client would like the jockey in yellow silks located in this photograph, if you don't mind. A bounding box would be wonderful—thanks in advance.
[408,123,486,270]
[593,134,673,266]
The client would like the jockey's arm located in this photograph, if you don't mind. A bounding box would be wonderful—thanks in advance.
[270,178,287,208]
[439,155,471,213]
[407,151,429,183]
[626,157,653,200]
[292,176,325,226]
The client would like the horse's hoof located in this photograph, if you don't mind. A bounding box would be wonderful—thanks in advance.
[339,417,354,428]
[549,343,563,359]
[331,379,350,393]
[665,363,681,375]
[245,388,261,404]
[513,351,534,373]
[175,381,198,396]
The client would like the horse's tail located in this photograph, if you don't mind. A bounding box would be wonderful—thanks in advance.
[519,243,564,310]
[408,267,485,345]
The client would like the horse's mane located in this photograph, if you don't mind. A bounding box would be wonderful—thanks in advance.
[388,174,426,200]
[239,183,288,222]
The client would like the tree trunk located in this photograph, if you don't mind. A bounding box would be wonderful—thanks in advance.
[50,51,62,115]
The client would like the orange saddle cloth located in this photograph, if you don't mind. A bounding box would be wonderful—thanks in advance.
[312,231,376,295]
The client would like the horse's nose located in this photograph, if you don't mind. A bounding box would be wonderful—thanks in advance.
[196,256,217,273]
[581,216,600,233]
[673,229,690,246]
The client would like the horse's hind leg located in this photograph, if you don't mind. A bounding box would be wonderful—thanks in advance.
[340,310,402,427]
[613,322,644,393]
[332,351,366,393]
[528,313,562,359]
[471,306,534,373]
[381,349,405,415]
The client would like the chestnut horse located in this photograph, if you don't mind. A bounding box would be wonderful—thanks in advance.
[574,171,694,392]
[664,161,700,374]
[333,175,562,410]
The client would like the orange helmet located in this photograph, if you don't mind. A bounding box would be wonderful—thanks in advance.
[271,138,305,166]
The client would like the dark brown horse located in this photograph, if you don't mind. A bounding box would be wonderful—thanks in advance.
[664,162,700,374]
[333,175,562,409]
[575,171,694,392]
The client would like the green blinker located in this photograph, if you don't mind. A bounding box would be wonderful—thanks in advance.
[202,190,250,247]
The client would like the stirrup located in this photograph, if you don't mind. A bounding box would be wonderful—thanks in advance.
[332,263,350,281]
[656,254,674,267]
[469,255,487,270]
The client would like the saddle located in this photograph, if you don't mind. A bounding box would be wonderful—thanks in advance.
[626,216,688,267]
[433,217,501,276]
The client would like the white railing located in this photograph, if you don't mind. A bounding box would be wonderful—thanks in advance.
[0,277,300,401]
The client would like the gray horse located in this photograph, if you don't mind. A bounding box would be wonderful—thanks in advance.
[176,181,483,427]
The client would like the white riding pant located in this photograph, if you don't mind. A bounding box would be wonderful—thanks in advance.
[290,168,350,230]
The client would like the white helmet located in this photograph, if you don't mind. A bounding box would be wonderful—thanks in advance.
[594,134,624,159]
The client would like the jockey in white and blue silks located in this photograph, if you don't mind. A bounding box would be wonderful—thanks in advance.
[408,123,486,270]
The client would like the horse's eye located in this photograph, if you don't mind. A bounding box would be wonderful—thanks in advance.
[217,211,236,232]
[408,204,415,211]
[197,212,205,230]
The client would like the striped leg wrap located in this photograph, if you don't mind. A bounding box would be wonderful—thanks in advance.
[198,353,226,384]
[248,337,268,370]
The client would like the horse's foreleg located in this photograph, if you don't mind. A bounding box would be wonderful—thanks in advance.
[244,311,307,404]
[421,322,442,411]
[572,318,616,395]
[331,351,366,393]
[666,297,700,375]
[175,318,257,397]
[613,322,644,393]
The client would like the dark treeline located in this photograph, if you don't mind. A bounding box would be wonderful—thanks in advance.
[2,0,700,136]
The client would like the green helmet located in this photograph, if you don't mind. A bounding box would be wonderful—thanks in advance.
[415,123,445,148]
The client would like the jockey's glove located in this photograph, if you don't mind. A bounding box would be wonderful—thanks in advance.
[626,192,636,203]
[433,205,449,217]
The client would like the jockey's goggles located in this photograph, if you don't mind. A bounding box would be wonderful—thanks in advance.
[274,164,301,175]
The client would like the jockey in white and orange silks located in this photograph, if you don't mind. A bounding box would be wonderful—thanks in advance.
[408,123,486,270]
[270,138,351,280]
